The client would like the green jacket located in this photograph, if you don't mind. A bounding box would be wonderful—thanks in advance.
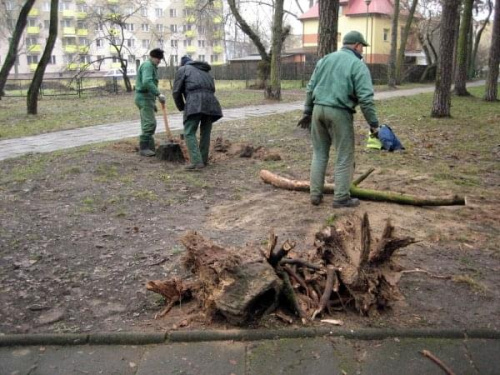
[135,59,160,99]
[304,47,378,126]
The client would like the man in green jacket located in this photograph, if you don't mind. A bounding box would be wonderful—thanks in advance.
[135,48,166,157]
[298,31,380,208]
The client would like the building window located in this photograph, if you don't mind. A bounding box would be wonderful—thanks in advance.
[48,55,56,64]
[6,1,13,11]
[156,24,164,32]
[28,19,37,27]
[183,40,192,47]
[141,24,149,32]
[171,55,178,65]
[198,26,205,35]
[198,40,205,47]
[79,37,89,45]
[169,9,177,17]
[27,55,39,64]
[170,24,177,33]
[210,55,218,63]
[155,8,163,17]
[127,39,135,47]
[199,54,205,62]
[78,4,87,12]
[171,40,178,48]
[96,38,103,47]
[142,39,150,48]
[80,55,91,64]
[128,55,135,63]
[141,7,148,17]
[62,19,72,27]
[26,37,38,46]
[383,29,390,42]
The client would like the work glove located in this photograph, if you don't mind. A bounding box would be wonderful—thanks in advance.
[369,122,379,138]
[158,94,166,104]
[297,114,312,129]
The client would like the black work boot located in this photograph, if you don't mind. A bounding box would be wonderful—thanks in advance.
[310,195,323,206]
[332,198,360,208]
[139,141,155,157]
[184,162,205,171]
[148,138,155,153]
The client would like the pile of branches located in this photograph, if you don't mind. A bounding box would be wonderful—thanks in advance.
[147,213,416,325]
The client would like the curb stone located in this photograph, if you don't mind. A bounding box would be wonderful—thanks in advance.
[1,328,499,347]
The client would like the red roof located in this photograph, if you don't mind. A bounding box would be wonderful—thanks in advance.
[299,0,395,20]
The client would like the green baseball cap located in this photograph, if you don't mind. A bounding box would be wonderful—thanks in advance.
[343,31,369,46]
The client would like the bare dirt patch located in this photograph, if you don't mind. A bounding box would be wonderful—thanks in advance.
[1,110,499,334]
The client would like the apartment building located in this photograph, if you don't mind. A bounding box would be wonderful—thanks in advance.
[0,0,225,77]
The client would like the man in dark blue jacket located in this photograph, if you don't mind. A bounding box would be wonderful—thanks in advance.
[173,56,223,170]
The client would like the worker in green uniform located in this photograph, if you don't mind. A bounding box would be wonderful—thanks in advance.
[297,31,380,208]
[135,48,166,157]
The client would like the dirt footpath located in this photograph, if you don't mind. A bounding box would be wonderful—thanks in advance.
[1,112,499,334]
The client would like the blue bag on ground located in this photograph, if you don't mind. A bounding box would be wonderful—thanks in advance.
[378,124,404,151]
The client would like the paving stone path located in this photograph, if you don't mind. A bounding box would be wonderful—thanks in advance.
[0,81,487,161]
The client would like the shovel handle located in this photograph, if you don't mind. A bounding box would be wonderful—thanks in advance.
[160,102,174,140]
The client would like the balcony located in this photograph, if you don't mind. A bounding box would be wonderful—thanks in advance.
[27,26,40,34]
[212,30,223,39]
[213,45,223,54]
[76,11,87,19]
[186,46,196,54]
[185,0,195,8]
[27,44,42,53]
[78,45,90,53]
[62,10,75,18]
[184,30,196,38]
[109,46,120,54]
[108,0,119,3]
[111,62,122,69]
[28,8,39,16]
[76,28,88,36]
[67,63,79,70]
[212,61,223,66]
[64,45,77,53]
[213,0,223,8]
[185,15,195,24]
[29,63,38,71]
[63,27,76,36]
[213,16,222,24]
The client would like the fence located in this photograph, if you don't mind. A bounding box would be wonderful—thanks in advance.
[3,62,435,98]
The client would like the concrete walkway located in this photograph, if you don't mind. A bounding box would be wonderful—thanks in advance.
[1,329,499,374]
[0,81,487,162]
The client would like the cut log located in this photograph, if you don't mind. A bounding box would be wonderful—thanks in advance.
[259,169,466,206]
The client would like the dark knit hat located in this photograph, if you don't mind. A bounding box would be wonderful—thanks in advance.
[150,48,164,59]
[181,55,192,66]
[343,31,369,46]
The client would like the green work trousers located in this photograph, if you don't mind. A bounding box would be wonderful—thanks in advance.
[184,114,213,165]
[135,95,157,145]
[310,105,355,202]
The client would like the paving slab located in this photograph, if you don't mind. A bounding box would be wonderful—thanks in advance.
[358,338,476,375]
[464,339,500,375]
[136,341,246,375]
[246,337,354,375]
[0,346,40,375]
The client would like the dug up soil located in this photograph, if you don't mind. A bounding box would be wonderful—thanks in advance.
[0,119,499,334]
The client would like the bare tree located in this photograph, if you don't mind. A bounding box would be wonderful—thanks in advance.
[317,0,340,57]
[454,0,474,95]
[27,0,58,115]
[431,0,461,117]
[227,0,290,98]
[396,0,419,84]
[469,0,493,77]
[484,0,500,101]
[0,0,36,98]
[388,0,400,87]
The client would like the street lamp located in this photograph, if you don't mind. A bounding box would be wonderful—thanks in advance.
[364,0,371,63]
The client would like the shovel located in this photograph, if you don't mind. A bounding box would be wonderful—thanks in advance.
[156,102,185,162]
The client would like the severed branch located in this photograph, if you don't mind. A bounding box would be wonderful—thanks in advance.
[352,167,376,186]
[259,170,466,206]
[420,350,456,375]
[279,258,322,271]
[312,265,336,320]
[279,269,309,321]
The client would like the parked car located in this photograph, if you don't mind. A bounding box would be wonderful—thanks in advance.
[104,68,136,77]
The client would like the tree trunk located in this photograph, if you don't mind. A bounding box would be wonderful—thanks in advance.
[266,0,285,100]
[27,0,59,115]
[388,0,400,87]
[259,169,466,206]
[395,0,419,85]
[454,0,474,96]
[317,0,340,57]
[484,0,500,101]
[469,0,493,78]
[431,0,461,117]
[0,0,37,98]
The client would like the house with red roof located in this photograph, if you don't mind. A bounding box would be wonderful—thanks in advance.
[298,0,423,64]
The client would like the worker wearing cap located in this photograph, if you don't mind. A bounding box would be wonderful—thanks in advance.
[135,48,167,157]
[297,31,380,208]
